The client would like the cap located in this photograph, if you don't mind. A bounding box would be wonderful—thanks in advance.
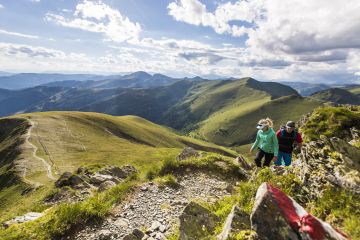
[286,121,295,128]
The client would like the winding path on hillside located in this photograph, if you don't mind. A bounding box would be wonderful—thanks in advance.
[24,119,56,181]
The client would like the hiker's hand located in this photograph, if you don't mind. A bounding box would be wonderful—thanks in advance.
[273,156,278,161]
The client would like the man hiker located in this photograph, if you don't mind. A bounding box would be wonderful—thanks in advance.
[274,121,302,166]
[250,118,279,167]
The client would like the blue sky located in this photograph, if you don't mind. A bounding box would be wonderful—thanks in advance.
[0,0,359,83]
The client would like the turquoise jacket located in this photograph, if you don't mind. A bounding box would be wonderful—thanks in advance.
[250,128,279,156]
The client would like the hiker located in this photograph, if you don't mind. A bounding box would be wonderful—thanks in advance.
[250,118,279,167]
[275,121,303,166]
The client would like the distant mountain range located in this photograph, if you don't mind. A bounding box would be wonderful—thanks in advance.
[310,87,360,105]
[0,71,207,90]
[2,71,359,144]
[0,77,322,145]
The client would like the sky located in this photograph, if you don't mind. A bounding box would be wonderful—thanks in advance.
[0,0,359,83]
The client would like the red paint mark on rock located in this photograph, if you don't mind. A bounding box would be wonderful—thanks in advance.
[266,183,348,240]
[300,214,326,240]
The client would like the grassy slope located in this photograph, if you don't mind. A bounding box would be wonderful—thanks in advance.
[191,94,321,146]
[347,86,360,95]
[0,111,236,223]
[163,78,299,131]
[310,88,360,105]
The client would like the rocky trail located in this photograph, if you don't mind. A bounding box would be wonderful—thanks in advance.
[69,172,234,240]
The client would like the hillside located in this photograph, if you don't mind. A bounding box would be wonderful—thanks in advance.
[0,78,322,145]
[310,88,360,105]
[346,85,360,96]
[0,106,358,240]
[0,111,236,224]
[162,78,320,145]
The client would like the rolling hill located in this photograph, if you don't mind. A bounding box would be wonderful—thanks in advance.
[346,85,360,96]
[0,78,323,145]
[161,78,321,145]
[0,111,236,223]
[310,88,360,105]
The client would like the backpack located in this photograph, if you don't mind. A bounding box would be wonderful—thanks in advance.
[279,126,298,140]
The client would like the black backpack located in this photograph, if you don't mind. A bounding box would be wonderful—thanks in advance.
[279,126,297,140]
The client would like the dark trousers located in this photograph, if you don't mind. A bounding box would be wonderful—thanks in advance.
[255,149,274,167]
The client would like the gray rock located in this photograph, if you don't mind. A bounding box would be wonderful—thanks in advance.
[150,221,161,231]
[98,229,113,240]
[251,182,348,240]
[132,228,144,239]
[99,180,116,192]
[217,205,250,240]
[69,175,85,186]
[55,172,72,187]
[176,147,201,160]
[3,212,43,228]
[179,201,220,240]
[120,165,139,178]
[236,155,252,170]
[113,218,129,228]
[90,174,113,185]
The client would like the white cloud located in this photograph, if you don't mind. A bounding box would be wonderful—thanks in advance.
[246,0,360,54]
[0,4,3,9]
[0,29,39,39]
[166,0,360,83]
[347,50,360,77]
[45,0,141,42]
[168,0,360,54]
[168,0,264,37]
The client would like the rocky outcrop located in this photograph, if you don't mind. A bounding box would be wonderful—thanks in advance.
[179,201,220,240]
[48,165,138,204]
[293,135,360,198]
[251,183,348,240]
[176,147,201,160]
[3,212,43,228]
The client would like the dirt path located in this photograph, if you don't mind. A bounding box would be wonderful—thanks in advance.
[72,172,234,240]
[24,119,56,181]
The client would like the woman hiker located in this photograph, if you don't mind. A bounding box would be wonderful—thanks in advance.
[250,118,279,167]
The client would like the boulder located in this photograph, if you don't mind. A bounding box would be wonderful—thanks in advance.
[90,174,113,185]
[98,180,116,192]
[250,182,348,240]
[236,155,252,170]
[176,147,201,160]
[55,172,72,187]
[3,212,43,228]
[328,137,360,165]
[69,175,85,186]
[179,201,220,240]
[132,229,145,239]
[294,136,360,196]
[98,229,113,240]
[119,165,138,178]
[217,205,251,240]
